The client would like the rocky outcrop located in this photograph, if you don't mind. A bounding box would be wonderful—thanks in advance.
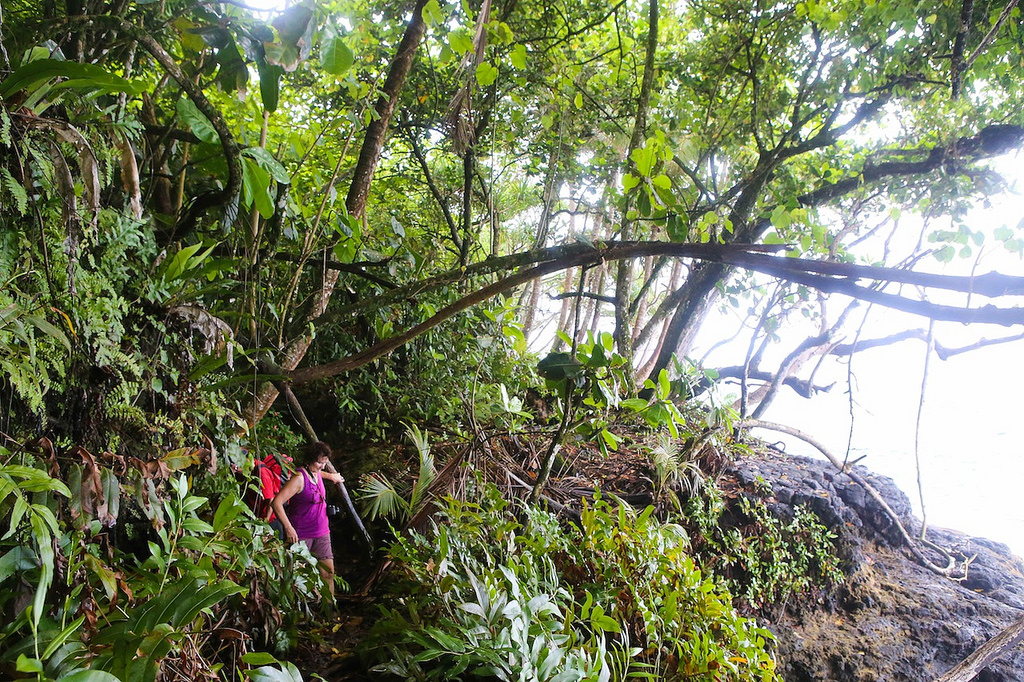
[729,448,1024,682]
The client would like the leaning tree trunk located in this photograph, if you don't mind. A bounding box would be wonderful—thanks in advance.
[245,0,430,426]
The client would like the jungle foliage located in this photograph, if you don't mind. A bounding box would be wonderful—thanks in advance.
[1,0,1023,678]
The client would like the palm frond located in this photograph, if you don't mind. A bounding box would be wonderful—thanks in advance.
[358,473,408,521]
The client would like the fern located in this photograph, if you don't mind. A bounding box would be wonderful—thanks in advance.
[0,106,11,147]
[1,168,28,215]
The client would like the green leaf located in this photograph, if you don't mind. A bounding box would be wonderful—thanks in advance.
[242,157,275,218]
[657,369,671,398]
[476,62,499,87]
[631,145,656,177]
[58,672,123,682]
[175,99,219,144]
[651,174,672,190]
[600,428,620,451]
[510,44,527,70]
[621,398,649,411]
[422,0,445,26]
[537,352,583,381]
[0,59,145,99]
[0,546,36,585]
[164,243,204,281]
[213,494,245,533]
[322,36,354,75]
[42,615,86,660]
[770,205,791,230]
[24,314,70,351]
[257,61,284,113]
[242,652,281,666]
[449,29,475,55]
[29,510,54,629]
[273,4,314,46]
[16,655,43,673]
[247,662,304,682]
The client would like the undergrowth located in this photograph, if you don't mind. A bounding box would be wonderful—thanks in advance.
[683,484,845,611]
[367,482,779,681]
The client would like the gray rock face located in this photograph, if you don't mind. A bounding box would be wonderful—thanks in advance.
[729,449,1024,681]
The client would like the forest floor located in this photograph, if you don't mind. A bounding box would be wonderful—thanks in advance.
[283,429,1024,681]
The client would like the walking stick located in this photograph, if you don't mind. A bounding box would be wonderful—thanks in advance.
[323,460,374,551]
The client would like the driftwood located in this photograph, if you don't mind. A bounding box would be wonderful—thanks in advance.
[932,615,1024,682]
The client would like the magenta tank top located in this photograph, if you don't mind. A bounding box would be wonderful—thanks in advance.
[290,468,329,539]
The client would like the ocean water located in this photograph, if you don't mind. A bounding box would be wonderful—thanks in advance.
[751,335,1024,559]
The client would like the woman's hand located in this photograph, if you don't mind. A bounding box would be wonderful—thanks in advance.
[284,525,298,544]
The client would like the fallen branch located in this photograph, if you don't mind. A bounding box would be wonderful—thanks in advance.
[933,614,1024,682]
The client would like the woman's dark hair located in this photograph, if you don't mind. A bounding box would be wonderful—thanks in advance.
[297,440,332,466]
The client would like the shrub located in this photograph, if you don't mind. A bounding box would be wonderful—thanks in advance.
[367,482,778,681]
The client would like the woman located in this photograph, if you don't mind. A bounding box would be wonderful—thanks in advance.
[271,441,344,600]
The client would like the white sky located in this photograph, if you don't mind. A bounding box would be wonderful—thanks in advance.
[695,151,1024,556]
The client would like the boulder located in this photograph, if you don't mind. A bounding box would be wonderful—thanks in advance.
[729,449,1024,682]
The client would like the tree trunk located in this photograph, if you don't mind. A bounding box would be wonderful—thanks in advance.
[245,0,430,426]
[613,0,659,390]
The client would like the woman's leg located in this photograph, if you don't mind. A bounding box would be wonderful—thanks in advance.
[318,558,335,600]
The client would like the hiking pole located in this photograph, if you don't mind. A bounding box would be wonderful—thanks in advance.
[323,461,374,551]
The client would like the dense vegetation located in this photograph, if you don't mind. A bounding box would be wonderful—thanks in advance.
[1,0,1022,678]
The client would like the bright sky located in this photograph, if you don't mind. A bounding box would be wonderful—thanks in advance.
[696,151,1024,556]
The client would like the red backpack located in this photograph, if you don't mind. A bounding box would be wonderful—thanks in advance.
[252,453,291,522]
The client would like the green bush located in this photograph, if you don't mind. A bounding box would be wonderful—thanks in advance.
[368,482,778,681]
[684,488,844,610]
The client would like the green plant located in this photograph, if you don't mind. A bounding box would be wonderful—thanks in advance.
[0,440,326,680]
[683,490,844,610]
[358,422,437,522]
[368,481,778,680]
[650,431,706,514]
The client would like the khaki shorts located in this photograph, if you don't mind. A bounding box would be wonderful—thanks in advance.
[301,534,333,561]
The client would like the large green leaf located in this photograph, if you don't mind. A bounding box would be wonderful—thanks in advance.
[257,60,284,113]
[57,671,123,682]
[175,99,219,144]
[243,146,290,184]
[321,35,354,75]
[0,59,145,99]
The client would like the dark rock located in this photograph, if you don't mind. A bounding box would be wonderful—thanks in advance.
[728,449,1024,682]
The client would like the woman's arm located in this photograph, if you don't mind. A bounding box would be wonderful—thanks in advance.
[271,473,305,544]
[322,471,344,485]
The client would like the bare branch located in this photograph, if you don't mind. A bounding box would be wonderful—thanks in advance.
[933,615,1024,682]
[291,241,1024,384]
[739,419,964,578]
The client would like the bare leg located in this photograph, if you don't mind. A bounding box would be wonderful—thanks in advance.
[318,558,336,601]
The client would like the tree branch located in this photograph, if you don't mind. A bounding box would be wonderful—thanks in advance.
[291,241,1024,384]
[933,615,1024,682]
[739,419,964,578]
[715,367,835,398]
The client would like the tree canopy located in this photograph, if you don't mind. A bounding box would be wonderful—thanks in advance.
[1,0,1022,439]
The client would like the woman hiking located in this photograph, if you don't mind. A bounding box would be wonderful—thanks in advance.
[271,440,344,600]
